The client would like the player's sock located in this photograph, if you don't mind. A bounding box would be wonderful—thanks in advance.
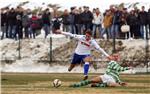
[70,80,91,87]
[84,62,89,76]
[92,83,107,87]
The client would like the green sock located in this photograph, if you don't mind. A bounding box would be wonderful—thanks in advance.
[70,80,91,87]
[95,83,107,87]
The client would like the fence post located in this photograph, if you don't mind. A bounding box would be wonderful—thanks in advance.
[49,35,52,62]
[112,25,116,53]
[112,14,116,54]
[145,25,149,73]
[18,38,21,59]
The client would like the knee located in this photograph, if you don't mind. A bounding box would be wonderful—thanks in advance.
[84,56,92,62]
[91,83,97,87]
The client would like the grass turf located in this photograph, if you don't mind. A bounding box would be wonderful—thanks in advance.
[1,73,150,94]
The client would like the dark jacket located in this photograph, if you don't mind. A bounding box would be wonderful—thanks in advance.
[61,14,70,25]
[52,17,61,30]
[16,19,23,30]
[112,11,121,25]
[138,11,147,25]
[42,12,51,25]
[1,12,7,26]
[147,9,150,24]
[69,12,75,24]
[22,14,30,27]
[81,11,93,24]
[7,10,17,25]
[127,14,139,26]
[74,13,82,24]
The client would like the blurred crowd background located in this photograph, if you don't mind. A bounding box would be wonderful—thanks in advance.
[1,1,150,40]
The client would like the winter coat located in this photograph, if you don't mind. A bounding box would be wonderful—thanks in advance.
[42,12,51,26]
[147,11,150,24]
[22,14,30,27]
[52,17,61,30]
[1,12,7,26]
[127,14,139,26]
[138,11,147,25]
[31,16,42,30]
[103,14,113,28]
[7,11,17,25]
[74,13,82,24]
[61,14,70,25]
[69,12,75,24]
[112,11,121,25]
[81,11,93,24]
[92,13,103,25]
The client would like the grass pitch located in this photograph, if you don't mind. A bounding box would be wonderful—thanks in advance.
[1,73,150,94]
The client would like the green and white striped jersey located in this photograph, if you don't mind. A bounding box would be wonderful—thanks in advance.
[106,61,129,83]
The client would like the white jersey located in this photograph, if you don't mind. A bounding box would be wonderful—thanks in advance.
[61,32,109,56]
[75,35,94,55]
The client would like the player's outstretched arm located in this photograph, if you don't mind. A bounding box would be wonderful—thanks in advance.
[119,82,127,86]
[92,40,110,58]
[55,29,81,40]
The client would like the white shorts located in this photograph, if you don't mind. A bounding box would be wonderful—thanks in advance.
[100,74,116,84]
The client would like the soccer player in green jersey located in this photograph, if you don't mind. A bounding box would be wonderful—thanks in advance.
[70,54,133,87]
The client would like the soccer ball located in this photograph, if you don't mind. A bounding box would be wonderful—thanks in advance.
[53,79,61,88]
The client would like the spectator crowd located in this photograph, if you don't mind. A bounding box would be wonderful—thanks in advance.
[1,4,150,40]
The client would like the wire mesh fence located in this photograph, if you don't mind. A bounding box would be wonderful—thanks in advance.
[1,35,150,73]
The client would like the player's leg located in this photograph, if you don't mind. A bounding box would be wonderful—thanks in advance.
[68,64,76,71]
[68,53,82,72]
[69,76,100,87]
[90,76,107,87]
[91,74,119,87]
[107,82,120,87]
[83,56,92,80]
[107,82,127,87]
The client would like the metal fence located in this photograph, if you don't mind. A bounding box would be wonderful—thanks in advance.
[1,30,150,73]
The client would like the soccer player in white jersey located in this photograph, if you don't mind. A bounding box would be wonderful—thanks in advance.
[56,29,113,80]
[70,54,133,87]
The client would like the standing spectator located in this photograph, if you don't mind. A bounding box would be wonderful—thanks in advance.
[30,12,39,39]
[78,7,84,34]
[69,7,76,34]
[111,7,121,39]
[92,8,103,38]
[138,6,148,39]
[60,9,70,33]
[1,8,7,39]
[127,10,140,39]
[133,7,141,38]
[102,10,113,39]
[15,6,23,39]
[7,8,17,38]
[5,8,10,39]
[74,8,82,34]
[119,8,129,39]
[42,8,51,38]
[52,14,61,33]
[22,9,30,38]
[147,8,150,37]
[81,6,93,33]
[14,15,23,40]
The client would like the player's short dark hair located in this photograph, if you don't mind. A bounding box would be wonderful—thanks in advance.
[85,29,92,35]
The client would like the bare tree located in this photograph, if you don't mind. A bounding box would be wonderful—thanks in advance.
[17,1,29,7]
[47,4,61,17]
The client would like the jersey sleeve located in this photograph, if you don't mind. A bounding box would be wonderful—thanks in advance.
[109,61,129,72]
[92,40,109,57]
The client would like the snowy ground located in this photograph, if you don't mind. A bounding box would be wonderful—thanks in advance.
[1,58,149,73]
[0,29,150,73]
